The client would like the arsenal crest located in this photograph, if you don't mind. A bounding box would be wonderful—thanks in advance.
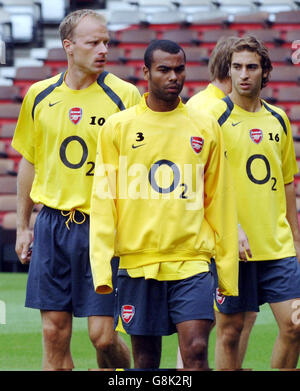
[249,128,263,144]
[121,305,135,324]
[216,288,225,305]
[191,136,204,154]
[69,107,82,125]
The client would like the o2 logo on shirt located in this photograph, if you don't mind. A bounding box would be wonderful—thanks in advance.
[69,107,83,125]
[249,128,263,144]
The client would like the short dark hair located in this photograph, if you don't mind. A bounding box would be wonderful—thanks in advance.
[144,39,186,68]
[230,35,273,88]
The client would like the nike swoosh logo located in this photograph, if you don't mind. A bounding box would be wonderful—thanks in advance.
[232,121,242,127]
[132,144,146,149]
[49,101,61,107]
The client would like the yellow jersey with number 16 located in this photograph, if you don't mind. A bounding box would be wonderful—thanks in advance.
[208,96,298,261]
[12,71,141,214]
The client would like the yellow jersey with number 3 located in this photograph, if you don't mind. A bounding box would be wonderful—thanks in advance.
[12,71,141,214]
[209,96,298,261]
[90,94,239,295]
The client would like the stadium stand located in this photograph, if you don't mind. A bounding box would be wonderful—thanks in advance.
[0,0,300,269]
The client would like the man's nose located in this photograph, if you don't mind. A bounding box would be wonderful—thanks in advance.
[169,70,177,80]
[98,42,108,54]
[240,67,249,79]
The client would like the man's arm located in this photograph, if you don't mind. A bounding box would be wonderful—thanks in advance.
[15,157,35,264]
[285,181,300,261]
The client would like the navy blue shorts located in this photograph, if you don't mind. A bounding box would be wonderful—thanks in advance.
[212,257,300,314]
[114,270,214,336]
[25,206,118,317]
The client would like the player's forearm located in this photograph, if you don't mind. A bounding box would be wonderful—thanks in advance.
[285,181,300,243]
[16,157,35,231]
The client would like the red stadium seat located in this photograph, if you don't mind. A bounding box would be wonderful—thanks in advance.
[46,47,67,62]
[14,65,52,81]
[277,86,300,102]
[126,47,145,62]
[261,86,275,102]
[233,11,270,25]
[200,29,239,43]
[14,66,53,97]
[0,141,6,156]
[0,159,15,175]
[294,137,300,157]
[0,86,21,103]
[161,29,200,45]
[0,176,17,194]
[243,28,281,44]
[290,106,300,121]
[291,124,299,135]
[118,29,157,44]
[0,194,17,212]
[183,47,209,63]
[285,30,300,43]
[269,66,300,83]
[0,123,16,138]
[274,10,300,24]
[185,65,209,82]
[107,47,126,63]
[105,64,139,83]
[268,47,292,63]
[0,103,21,121]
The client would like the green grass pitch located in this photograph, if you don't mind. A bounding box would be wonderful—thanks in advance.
[0,272,299,371]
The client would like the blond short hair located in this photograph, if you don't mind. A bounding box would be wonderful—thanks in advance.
[59,9,107,42]
[208,36,239,82]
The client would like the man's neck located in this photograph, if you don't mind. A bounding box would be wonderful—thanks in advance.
[229,90,262,113]
[64,66,100,90]
[146,94,180,112]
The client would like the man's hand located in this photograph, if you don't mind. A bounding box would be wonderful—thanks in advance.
[16,229,33,264]
[238,224,252,261]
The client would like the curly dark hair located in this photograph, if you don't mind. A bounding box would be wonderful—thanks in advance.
[229,35,273,89]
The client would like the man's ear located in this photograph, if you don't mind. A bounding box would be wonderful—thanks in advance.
[63,39,73,55]
[143,65,150,81]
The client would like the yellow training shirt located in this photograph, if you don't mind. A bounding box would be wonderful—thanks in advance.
[90,94,239,296]
[12,71,141,214]
[208,96,298,261]
[187,83,225,110]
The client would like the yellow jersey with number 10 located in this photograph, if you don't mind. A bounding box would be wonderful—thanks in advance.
[208,96,298,261]
[12,71,141,214]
